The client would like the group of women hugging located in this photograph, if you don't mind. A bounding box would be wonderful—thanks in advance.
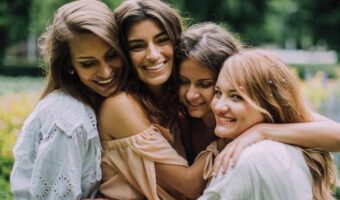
[10,0,340,199]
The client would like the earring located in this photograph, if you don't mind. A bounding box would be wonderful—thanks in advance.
[69,69,74,75]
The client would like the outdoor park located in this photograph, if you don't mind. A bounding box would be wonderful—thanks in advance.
[0,0,339,199]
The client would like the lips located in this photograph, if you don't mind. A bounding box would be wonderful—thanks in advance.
[187,101,205,109]
[142,61,166,71]
[97,77,113,85]
[216,116,237,124]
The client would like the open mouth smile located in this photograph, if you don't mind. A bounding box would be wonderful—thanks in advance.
[97,77,113,85]
[142,61,166,71]
[218,117,237,123]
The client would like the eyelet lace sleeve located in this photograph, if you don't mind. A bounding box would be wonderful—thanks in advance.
[10,90,102,200]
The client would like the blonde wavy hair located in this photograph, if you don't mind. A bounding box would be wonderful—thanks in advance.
[221,49,337,200]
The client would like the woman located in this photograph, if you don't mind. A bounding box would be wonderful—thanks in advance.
[10,0,127,199]
[98,0,209,199]
[176,22,340,173]
[198,49,337,200]
[176,22,243,164]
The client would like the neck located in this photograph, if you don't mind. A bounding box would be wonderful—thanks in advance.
[148,85,162,97]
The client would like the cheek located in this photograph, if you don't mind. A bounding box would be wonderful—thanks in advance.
[164,44,174,59]
[110,58,124,68]
[77,72,92,83]
[210,97,218,113]
[73,66,91,80]
[129,52,142,67]
[204,88,215,102]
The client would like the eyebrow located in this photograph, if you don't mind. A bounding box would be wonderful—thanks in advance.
[178,75,187,79]
[76,57,95,60]
[198,79,214,82]
[215,85,237,93]
[128,32,168,43]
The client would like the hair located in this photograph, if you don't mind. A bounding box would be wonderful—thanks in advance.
[176,22,242,79]
[175,22,243,115]
[220,49,337,200]
[38,0,127,110]
[114,0,184,126]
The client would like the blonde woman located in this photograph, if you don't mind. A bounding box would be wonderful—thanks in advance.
[199,49,337,200]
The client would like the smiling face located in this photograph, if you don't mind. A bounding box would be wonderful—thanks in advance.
[211,74,264,139]
[69,32,123,97]
[179,58,216,120]
[127,18,174,92]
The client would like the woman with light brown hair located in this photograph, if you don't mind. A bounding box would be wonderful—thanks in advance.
[10,0,127,199]
[199,49,338,200]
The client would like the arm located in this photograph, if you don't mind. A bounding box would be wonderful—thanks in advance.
[213,111,340,175]
[155,153,208,198]
[99,93,207,198]
[15,124,90,200]
[262,111,340,151]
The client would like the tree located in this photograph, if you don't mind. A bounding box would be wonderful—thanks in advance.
[0,0,31,68]
[287,0,340,52]
[170,0,269,45]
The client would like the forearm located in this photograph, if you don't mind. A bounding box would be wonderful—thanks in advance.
[261,121,340,151]
[155,152,208,198]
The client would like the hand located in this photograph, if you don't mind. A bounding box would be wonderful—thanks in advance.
[212,123,268,176]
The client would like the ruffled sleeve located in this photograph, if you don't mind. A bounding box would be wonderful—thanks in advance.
[100,125,188,200]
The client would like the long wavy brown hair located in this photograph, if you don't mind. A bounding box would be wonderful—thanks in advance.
[114,0,184,127]
[221,49,337,200]
[39,0,127,110]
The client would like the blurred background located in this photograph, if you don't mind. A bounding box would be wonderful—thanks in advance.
[0,0,339,199]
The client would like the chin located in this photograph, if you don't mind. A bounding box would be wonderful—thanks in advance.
[188,111,203,118]
[214,127,237,139]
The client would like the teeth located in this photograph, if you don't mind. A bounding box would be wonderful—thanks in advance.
[98,78,113,84]
[144,62,164,70]
[219,117,236,122]
[189,102,204,106]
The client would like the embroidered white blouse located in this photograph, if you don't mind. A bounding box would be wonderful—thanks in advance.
[198,140,313,200]
[10,90,102,200]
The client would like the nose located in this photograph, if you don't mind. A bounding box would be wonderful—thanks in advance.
[146,43,160,61]
[213,98,229,114]
[186,85,200,101]
[98,62,112,78]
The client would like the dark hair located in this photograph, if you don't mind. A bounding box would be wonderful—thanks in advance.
[114,0,184,126]
[39,0,127,110]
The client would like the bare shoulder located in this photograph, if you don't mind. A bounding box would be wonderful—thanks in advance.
[99,92,151,140]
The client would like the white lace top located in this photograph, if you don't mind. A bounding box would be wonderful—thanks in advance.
[10,90,102,200]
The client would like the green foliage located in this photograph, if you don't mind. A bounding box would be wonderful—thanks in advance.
[29,0,70,34]
[104,0,124,9]
[288,0,340,52]
[170,0,269,45]
[336,186,340,200]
